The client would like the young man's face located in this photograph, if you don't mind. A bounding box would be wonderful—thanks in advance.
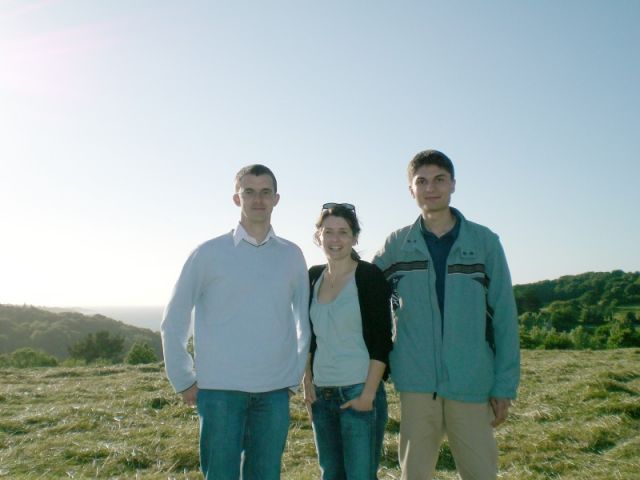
[233,174,280,225]
[409,164,456,214]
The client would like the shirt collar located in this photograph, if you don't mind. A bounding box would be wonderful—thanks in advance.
[233,223,278,247]
[419,208,460,240]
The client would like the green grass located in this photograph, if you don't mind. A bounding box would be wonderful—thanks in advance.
[616,304,640,317]
[1,350,639,479]
[616,305,640,312]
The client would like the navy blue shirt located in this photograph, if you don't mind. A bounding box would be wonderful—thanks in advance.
[420,210,460,319]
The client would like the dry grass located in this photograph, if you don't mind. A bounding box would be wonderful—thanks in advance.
[1,350,639,479]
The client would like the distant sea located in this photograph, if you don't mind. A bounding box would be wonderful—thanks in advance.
[73,306,165,332]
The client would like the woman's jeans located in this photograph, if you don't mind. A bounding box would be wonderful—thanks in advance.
[312,383,388,480]
[196,388,290,480]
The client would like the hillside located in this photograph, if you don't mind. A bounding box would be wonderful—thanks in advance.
[0,304,162,360]
[45,306,164,332]
[513,271,640,349]
[2,271,638,361]
[514,270,640,315]
[0,349,638,479]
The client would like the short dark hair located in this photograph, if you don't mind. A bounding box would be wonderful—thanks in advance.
[235,164,278,193]
[407,150,455,181]
[313,204,361,261]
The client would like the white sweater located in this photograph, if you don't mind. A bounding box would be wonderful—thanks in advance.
[161,226,310,393]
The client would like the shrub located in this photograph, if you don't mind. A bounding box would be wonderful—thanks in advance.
[528,326,549,349]
[570,326,592,349]
[542,329,574,350]
[10,348,58,368]
[125,342,158,365]
[68,331,125,363]
[0,353,11,368]
[548,301,580,332]
[60,358,87,367]
[607,318,640,348]
[591,324,611,349]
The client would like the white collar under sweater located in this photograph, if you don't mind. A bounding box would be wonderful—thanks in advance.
[233,222,284,247]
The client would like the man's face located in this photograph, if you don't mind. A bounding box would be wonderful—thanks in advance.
[233,174,280,225]
[409,164,455,214]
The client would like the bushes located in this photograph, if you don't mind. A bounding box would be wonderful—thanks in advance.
[518,322,640,350]
[542,330,573,350]
[607,317,640,348]
[67,331,160,365]
[0,342,159,368]
[125,342,158,365]
[68,331,125,363]
[0,348,59,368]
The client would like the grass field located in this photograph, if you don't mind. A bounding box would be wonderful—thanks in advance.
[1,349,639,479]
[617,305,640,316]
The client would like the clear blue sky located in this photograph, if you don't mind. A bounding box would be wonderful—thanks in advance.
[1,0,639,307]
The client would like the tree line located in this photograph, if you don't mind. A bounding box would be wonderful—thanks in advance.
[1,337,157,368]
[0,304,162,366]
[514,270,640,349]
[1,270,639,367]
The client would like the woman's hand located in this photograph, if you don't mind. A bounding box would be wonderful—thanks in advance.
[341,392,375,412]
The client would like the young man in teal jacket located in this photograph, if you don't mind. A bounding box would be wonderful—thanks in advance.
[373,150,520,480]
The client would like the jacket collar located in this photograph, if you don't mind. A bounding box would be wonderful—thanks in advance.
[401,208,476,259]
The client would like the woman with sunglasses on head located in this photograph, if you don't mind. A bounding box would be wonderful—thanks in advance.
[303,203,393,480]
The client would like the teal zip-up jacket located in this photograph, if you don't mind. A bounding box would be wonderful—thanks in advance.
[373,209,520,403]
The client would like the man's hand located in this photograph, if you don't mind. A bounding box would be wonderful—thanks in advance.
[302,374,316,421]
[490,397,511,427]
[181,384,198,407]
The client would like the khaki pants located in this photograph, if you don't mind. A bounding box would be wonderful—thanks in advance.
[399,392,498,480]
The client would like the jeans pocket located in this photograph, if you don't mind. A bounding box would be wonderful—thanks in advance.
[342,383,379,414]
[341,383,366,402]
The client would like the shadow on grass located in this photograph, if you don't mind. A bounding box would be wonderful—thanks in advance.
[582,429,617,453]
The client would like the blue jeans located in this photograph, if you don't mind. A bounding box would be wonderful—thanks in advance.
[311,383,388,480]
[196,388,290,480]
[374,385,388,474]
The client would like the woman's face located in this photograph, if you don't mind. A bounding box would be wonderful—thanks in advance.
[318,215,357,262]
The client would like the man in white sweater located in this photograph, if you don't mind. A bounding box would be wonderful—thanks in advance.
[161,164,310,480]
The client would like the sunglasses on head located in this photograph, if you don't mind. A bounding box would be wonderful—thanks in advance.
[322,202,356,212]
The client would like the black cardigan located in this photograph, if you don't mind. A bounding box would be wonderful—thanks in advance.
[308,260,393,381]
